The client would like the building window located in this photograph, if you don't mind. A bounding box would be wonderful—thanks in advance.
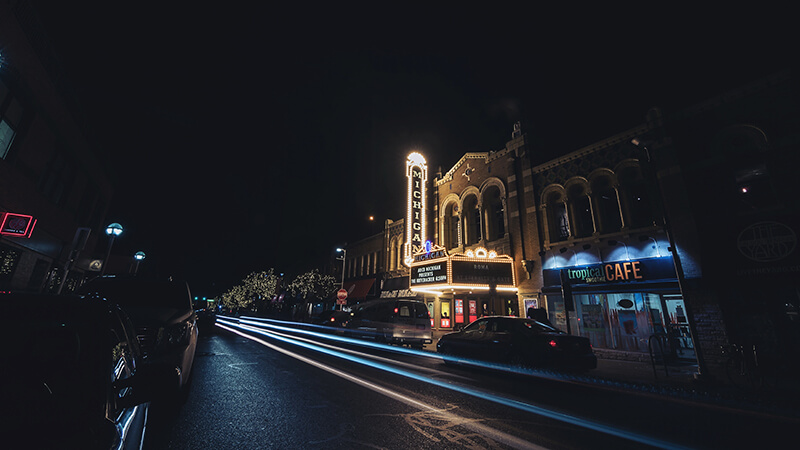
[545,190,570,242]
[0,119,15,159]
[463,195,480,245]
[567,183,594,238]
[482,185,505,242]
[442,202,460,250]
[618,165,654,229]
[592,176,622,233]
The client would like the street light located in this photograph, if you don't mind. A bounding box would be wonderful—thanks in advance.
[336,247,347,289]
[101,223,123,275]
[132,251,146,274]
[336,247,347,311]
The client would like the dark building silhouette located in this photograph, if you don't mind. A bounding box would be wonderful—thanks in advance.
[1,0,115,292]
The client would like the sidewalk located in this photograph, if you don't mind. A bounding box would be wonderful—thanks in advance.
[424,330,800,419]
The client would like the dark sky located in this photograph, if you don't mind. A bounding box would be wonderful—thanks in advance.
[29,2,790,295]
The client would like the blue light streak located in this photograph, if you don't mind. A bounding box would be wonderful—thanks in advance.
[216,317,686,449]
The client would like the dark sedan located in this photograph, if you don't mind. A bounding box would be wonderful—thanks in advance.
[436,316,597,371]
[1,293,174,449]
[77,275,198,397]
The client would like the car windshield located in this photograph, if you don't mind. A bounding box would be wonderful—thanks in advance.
[77,278,189,309]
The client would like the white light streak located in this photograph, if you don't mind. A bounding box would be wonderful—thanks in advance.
[216,317,686,449]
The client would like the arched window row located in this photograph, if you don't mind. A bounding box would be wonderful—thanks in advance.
[542,164,656,243]
[440,179,508,251]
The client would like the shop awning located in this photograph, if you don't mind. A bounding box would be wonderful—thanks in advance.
[342,279,375,300]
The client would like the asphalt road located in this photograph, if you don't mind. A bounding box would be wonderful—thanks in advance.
[143,318,799,449]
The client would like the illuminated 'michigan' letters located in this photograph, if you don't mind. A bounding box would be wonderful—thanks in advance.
[405,152,427,266]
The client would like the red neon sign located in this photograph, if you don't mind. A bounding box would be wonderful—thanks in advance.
[0,213,36,238]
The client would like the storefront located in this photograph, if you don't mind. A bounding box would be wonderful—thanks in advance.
[542,256,695,360]
[409,245,518,331]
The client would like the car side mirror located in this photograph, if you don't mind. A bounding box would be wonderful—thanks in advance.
[114,363,180,408]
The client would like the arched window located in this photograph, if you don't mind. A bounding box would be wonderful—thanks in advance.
[442,202,460,250]
[463,195,480,245]
[545,189,570,242]
[567,182,594,238]
[482,185,505,241]
[591,175,622,233]
[389,237,398,271]
[396,237,404,268]
[618,165,654,229]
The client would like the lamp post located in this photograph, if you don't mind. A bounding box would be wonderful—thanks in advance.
[101,223,123,275]
[336,247,347,289]
[632,138,709,382]
[336,247,347,311]
[132,251,146,274]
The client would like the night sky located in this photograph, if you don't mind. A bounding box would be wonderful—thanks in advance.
[28,2,790,295]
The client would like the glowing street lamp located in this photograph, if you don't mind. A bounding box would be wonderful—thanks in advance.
[336,247,347,289]
[101,223,123,275]
[132,251,146,274]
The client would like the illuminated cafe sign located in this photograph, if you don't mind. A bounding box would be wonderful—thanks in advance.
[404,152,428,266]
[0,212,37,238]
[546,257,676,286]
[410,262,448,286]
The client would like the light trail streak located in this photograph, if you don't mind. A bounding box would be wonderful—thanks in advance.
[216,318,687,449]
[216,321,543,450]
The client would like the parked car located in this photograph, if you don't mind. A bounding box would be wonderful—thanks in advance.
[0,293,175,449]
[76,275,198,396]
[194,298,217,332]
[344,299,432,349]
[436,316,597,371]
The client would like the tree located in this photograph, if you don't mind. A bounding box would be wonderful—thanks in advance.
[287,269,337,302]
[221,284,249,312]
[242,269,279,312]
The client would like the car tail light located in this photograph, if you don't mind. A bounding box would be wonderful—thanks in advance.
[548,339,558,348]
[329,317,336,323]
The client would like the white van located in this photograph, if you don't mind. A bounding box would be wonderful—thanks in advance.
[344,299,432,349]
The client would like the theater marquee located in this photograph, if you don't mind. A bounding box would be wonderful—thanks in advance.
[410,246,516,291]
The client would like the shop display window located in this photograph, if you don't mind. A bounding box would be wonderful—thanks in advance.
[543,292,676,353]
[440,302,451,328]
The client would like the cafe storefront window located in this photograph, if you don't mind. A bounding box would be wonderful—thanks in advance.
[548,291,675,353]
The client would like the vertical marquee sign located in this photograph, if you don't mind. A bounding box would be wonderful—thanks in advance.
[405,152,428,266]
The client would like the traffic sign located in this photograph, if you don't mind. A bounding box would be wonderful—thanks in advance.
[337,289,348,300]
